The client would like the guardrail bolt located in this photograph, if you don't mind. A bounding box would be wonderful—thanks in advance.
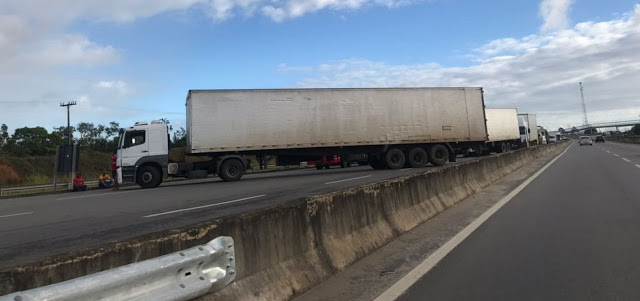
[200,276,206,281]
[180,284,186,288]
[229,270,235,275]
[226,264,231,269]
[199,247,204,251]
[179,252,185,256]
[227,244,233,249]
[229,257,234,262]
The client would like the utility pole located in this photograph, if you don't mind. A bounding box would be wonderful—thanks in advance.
[60,101,77,145]
[579,82,589,126]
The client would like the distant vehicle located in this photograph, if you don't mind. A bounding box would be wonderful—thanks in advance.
[579,136,593,146]
[548,136,557,143]
[518,114,538,147]
[595,135,605,143]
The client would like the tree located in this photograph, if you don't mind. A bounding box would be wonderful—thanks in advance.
[104,121,122,139]
[630,124,640,135]
[8,127,59,156]
[52,125,76,145]
[0,124,8,148]
[171,127,187,147]
[158,118,173,132]
[76,122,106,147]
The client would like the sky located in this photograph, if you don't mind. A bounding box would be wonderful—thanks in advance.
[0,0,639,134]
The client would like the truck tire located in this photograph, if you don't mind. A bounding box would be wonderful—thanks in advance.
[137,165,162,189]
[368,156,387,170]
[407,147,428,168]
[428,144,449,166]
[497,142,507,153]
[316,165,323,170]
[219,159,245,181]
[385,148,406,169]
[506,143,512,151]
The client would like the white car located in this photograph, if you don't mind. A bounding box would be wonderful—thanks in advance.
[579,136,593,146]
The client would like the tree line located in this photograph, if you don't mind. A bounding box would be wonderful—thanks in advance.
[0,120,187,157]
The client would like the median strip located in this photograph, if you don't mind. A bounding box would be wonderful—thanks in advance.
[325,175,372,185]
[143,195,267,218]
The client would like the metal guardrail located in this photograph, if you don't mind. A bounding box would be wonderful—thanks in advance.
[0,236,236,301]
[0,181,100,198]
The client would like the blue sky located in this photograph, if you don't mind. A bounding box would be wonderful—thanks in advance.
[1,0,639,133]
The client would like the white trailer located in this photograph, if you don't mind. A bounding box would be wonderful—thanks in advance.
[518,113,538,147]
[117,87,489,188]
[484,108,521,153]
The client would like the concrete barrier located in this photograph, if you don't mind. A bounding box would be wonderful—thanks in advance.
[0,142,569,300]
[607,136,640,144]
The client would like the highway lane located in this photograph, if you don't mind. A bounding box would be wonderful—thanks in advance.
[0,157,475,267]
[394,142,640,300]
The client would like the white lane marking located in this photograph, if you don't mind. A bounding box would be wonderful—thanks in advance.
[636,164,640,169]
[325,175,372,185]
[374,143,573,301]
[614,154,620,157]
[606,151,611,153]
[57,190,138,200]
[622,158,631,162]
[0,212,34,219]
[143,195,266,218]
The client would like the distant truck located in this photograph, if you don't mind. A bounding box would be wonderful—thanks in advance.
[518,113,538,147]
[483,108,521,153]
[116,87,489,188]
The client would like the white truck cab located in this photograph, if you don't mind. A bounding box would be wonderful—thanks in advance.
[117,121,169,188]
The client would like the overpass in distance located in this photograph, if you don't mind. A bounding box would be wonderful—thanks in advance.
[570,119,640,131]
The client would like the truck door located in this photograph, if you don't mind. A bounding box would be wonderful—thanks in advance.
[120,129,148,169]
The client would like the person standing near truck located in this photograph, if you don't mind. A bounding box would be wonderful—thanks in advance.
[111,151,119,190]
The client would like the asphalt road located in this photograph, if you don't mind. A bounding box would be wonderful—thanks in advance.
[397,141,640,300]
[0,157,475,267]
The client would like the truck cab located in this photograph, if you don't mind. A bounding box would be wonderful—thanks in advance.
[117,121,169,188]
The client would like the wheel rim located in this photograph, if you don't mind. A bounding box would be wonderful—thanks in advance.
[390,153,402,165]
[141,172,153,183]
[227,165,239,177]
[435,149,445,160]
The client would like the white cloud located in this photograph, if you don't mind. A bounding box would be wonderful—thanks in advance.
[279,5,640,130]
[540,0,574,32]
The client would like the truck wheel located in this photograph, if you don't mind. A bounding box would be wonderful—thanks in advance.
[324,165,331,169]
[368,156,387,170]
[385,148,406,169]
[137,165,162,188]
[506,143,512,151]
[219,159,245,181]
[428,144,449,166]
[497,142,508,153]
[316,165,323,170]
[408,147,428,168]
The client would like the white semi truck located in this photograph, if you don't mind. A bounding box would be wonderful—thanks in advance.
[484,108,521,153]
[117,87,489,188]
[518,113,538,147]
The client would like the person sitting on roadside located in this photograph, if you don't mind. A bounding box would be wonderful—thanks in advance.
[98,170,113,189]
[73,172,88,192]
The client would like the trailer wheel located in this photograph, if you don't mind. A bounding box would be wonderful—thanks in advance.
[137,165,162,188]
[385,148,406,169]
[315,165,323,170]
[506,143,512,151]
[219,159,245,181]
[407,147,428,168]
[324,165,331,169]
[368,156,387,170]
[497,142,508,153]
[428,144,449,166]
